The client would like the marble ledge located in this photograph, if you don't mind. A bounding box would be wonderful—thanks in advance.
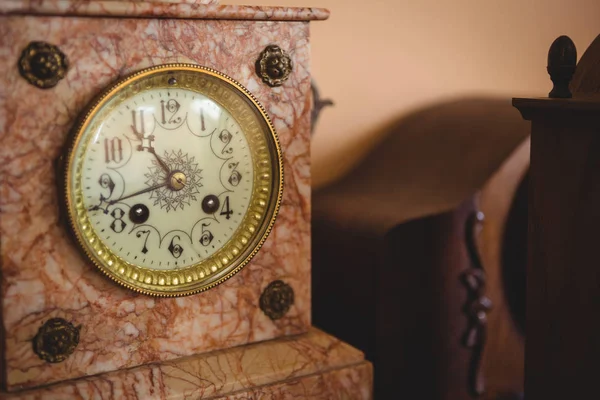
[117,0,220,5]
[133,0,219,5]
[0,328,373,400]
[0,0,330,21]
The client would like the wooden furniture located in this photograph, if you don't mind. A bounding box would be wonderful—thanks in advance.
[513,33,600,399]
[315,195,480,399]
[312,97,531,398]
[478,140,529,400]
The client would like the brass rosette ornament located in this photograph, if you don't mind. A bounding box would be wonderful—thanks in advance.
[260,280,295,320]
[256,45,293,87]
[19,41,69,89]
[33,318,81,363]
[61,64,283,296]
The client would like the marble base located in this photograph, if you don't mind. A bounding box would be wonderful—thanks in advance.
[0,328,373,399]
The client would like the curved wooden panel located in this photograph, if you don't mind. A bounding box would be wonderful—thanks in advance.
[479,139,530,399]
[571,34,600,95]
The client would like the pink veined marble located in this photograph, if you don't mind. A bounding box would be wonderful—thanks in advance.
[0,329,373,400]
[105,0,220,5]
[131,0,219,4]
[0,0,330,20]
[0,14,314,390]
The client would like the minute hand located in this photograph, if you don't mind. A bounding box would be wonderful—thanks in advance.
[109,183,167,205]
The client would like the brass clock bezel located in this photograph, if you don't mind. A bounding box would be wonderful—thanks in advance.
[61,64,283,297]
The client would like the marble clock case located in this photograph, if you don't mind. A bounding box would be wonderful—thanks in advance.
[0,2,372,398]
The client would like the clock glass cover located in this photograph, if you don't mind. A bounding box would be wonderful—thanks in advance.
[62,64,282,296]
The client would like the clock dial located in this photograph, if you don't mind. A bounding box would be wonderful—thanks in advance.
[62,65,282,296]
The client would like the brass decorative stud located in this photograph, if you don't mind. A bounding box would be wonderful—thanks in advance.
[259,280,295,320]
[33,318,81,363]
[19,41,69,89]
[547,35,577,99]
[256,45,293,87]
[169,171,187,191]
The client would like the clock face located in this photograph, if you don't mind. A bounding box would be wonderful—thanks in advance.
[62,65,283,296]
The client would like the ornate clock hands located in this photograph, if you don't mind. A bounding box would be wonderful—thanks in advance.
[147,147,171,174]
[147,147,188,188]
[108,183,168,205]
[108,153,189,206]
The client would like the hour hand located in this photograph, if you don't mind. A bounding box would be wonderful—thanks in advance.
[148,147,171,174]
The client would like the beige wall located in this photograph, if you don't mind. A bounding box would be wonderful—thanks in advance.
[229,0,600,188]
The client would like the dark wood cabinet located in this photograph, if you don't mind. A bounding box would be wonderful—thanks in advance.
[513,33,600,400]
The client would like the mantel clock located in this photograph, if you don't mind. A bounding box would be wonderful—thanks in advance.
[62,65,282,296]
[0,1,372,398]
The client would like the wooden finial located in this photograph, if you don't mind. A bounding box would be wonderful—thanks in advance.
[547,35,577,98]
